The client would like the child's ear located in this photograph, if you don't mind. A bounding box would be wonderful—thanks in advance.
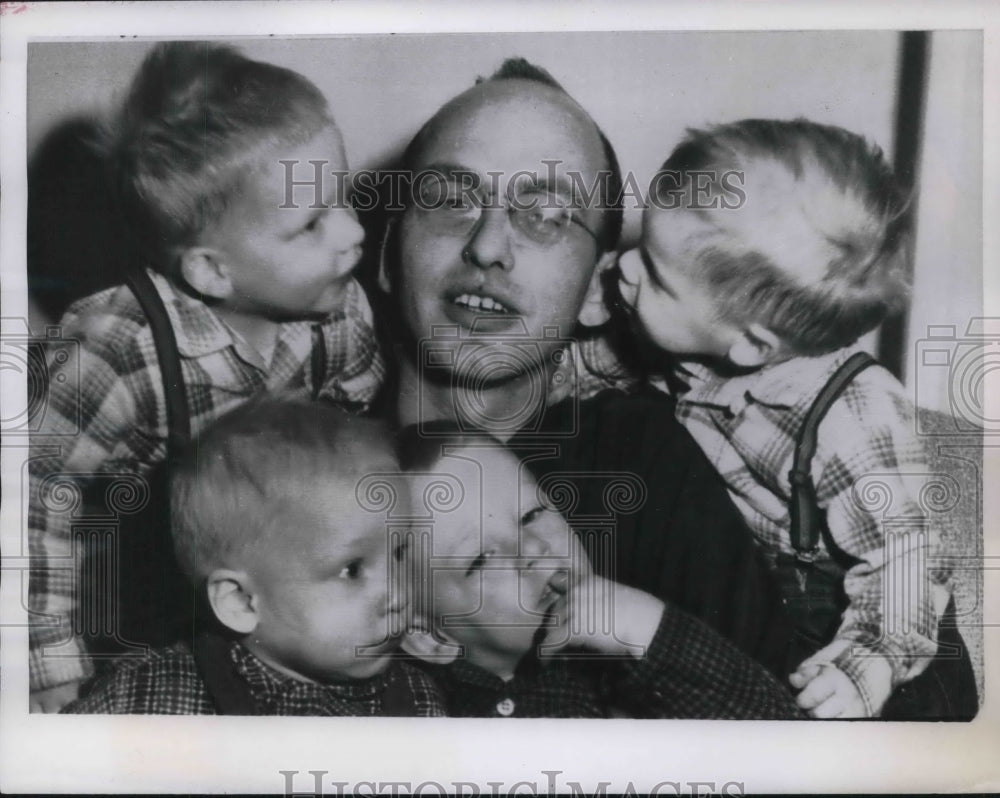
[179,247,235,301]
[376,219,396,294]
[401,623,462,664]
[727,322,788,369]
[576,250,617,327]
[206,568,259,635]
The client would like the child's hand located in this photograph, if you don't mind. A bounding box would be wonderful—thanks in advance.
[542,566,664,659]
[789,662,868,718]
[29,681,81,714]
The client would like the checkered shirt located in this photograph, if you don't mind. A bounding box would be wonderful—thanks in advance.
[428,605,803,719]
[667,348,948,714]
[548,330,642,405]
[28,271,385,692]
[62,640,445,715]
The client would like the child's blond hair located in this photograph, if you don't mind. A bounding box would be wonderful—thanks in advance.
[108,41,333,273]
[170,397,393,581]
[652,118,911,355]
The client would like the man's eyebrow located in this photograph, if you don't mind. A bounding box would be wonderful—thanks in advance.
[513,174,575,201]
[639,245,673,295]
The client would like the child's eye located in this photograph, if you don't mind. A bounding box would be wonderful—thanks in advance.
[393,538,410,562]
[465,549,494,577]
[520,506,545,525]
[302,215,324,235]
[338,559,364,580]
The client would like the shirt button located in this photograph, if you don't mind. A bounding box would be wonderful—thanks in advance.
[496,697,515,716]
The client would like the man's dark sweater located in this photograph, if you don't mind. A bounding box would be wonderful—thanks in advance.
[509,386,794,677]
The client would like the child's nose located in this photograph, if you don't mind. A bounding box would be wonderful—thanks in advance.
[381,554,410,618]
[617,250,642,305]
[382,579,409,617]
[521,532,552,567]
[618,249,641,284]
[332,207,365,253]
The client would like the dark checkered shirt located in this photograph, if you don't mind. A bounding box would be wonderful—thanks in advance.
[63,640,445,716]
[426,605,803,719]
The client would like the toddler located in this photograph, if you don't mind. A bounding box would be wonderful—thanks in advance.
[64,399,443,715]
[605,119,976,718]
[397,423,802,718]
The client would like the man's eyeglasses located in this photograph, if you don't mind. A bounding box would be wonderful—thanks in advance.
[411,172,601,249]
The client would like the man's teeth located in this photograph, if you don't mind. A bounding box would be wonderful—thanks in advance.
[454,293,509,313]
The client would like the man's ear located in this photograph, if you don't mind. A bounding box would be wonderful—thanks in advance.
[577,250,617,328]
[179,247,235,301]
[401,623,462,664]
[377,219,396,294]
[206,568,259,635]
[727,322,787,369]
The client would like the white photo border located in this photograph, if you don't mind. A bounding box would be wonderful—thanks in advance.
[2,1,998,794]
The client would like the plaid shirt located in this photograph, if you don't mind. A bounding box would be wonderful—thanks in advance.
[548,330,641,405]
[427,605,803,719]
[62,640,445,715]
[29,272,385,692]
[667,348,947,714]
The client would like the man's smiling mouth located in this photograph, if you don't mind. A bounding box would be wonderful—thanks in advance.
[453,293,512,314]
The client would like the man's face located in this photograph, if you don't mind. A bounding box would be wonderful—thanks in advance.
[391,80,610,383]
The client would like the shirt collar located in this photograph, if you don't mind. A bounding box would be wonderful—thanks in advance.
[148,270,242,360]
[676,348,862,414]
[148,270,357,372]
[440,647,551,690]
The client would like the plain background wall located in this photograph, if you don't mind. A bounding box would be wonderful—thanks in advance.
[26,31,903,246]
[25,31,983,413]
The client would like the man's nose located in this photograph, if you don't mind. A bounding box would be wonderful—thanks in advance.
[463,207,514,272]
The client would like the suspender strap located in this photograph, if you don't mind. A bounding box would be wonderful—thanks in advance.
[789,351,877,561]
[310,322,327,401]
[124,268,190,457]
[192,633,262,715]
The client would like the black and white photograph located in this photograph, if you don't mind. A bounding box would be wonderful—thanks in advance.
[1,1,997,793]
